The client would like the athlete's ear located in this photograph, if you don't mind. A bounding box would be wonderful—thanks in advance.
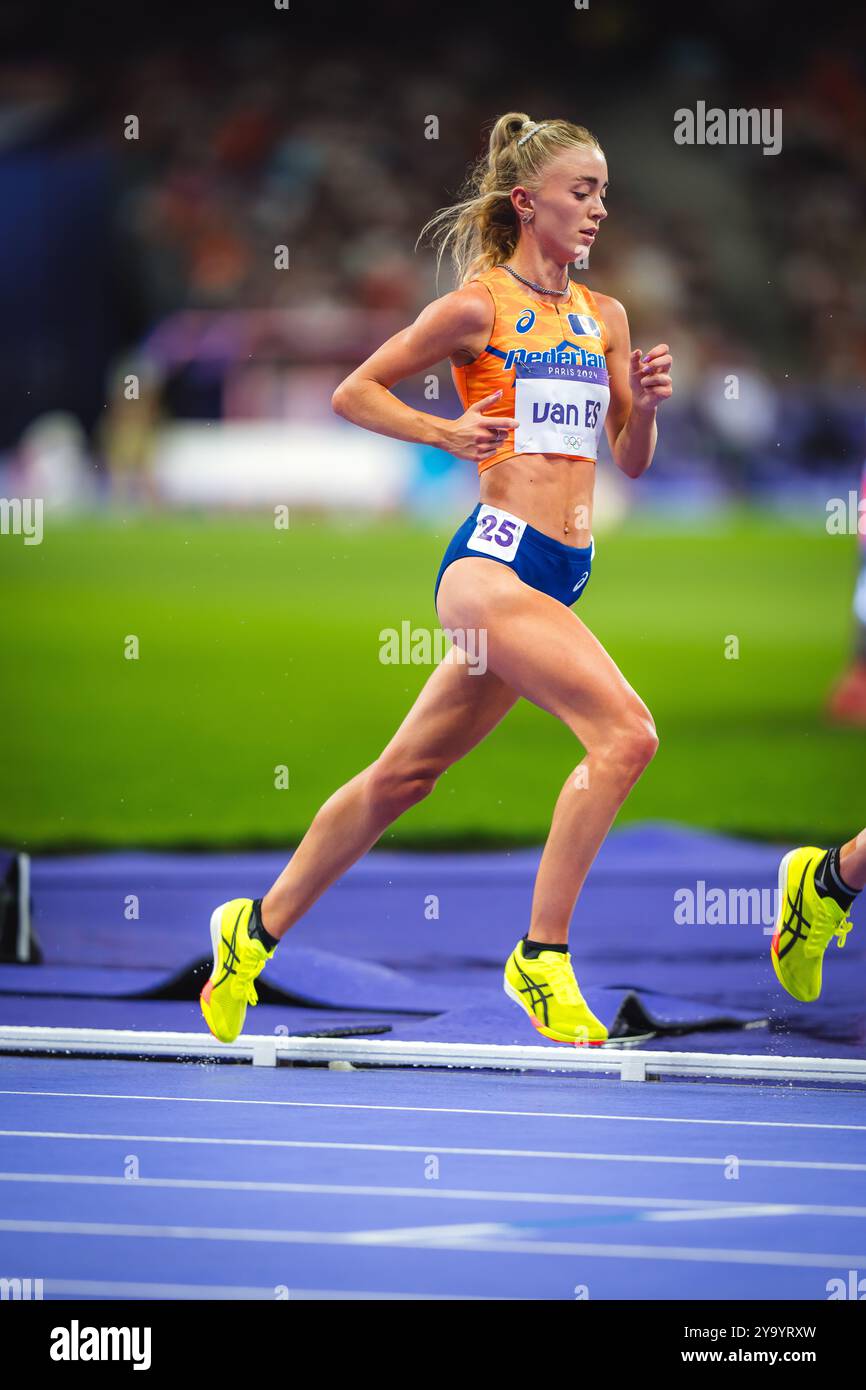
[511,187,533,220]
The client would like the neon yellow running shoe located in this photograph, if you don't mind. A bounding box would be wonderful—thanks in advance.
[199,899,274,1043]
[503,938,608,1045]
[771,847,854,1003]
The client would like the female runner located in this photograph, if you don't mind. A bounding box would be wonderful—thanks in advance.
[200,110,675,1047]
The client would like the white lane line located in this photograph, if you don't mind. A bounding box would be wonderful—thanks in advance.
[644,1205,808,1223]
[351,1221,513,1244]
[1,1131,864,1172]
[0,1089,862,1131]
[42,1279,490,1300]
[1,1217,863,1268]
[1,1171,865,1219]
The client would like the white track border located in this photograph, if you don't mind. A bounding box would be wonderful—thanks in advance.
[1,1025,865,1084]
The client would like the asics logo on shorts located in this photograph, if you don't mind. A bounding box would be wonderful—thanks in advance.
[572,572,590,594]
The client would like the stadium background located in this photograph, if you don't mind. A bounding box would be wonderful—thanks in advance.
[1,0,864,851]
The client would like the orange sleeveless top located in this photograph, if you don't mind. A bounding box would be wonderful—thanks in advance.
[451,265,611,474]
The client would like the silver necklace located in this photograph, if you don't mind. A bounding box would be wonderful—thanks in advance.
[500,263,571,297]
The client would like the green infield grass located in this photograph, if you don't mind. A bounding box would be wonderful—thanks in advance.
[0,507,862,849]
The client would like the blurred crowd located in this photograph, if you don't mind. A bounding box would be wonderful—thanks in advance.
[2,3,865,492]
[103,31,866,385]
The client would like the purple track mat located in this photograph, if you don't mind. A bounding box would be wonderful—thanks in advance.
[2,822,863,1054]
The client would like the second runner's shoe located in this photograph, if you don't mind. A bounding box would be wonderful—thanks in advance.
[200,898,275,1043]
[504,938,608,1045]
[770,847,854,1003]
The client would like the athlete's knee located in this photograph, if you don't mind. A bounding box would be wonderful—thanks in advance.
[618,713,659,773]
[596,707,659,775]
[632,716,660,768]
[366,755,440,814]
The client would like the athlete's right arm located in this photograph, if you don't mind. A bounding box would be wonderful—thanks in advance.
[331,285,519,465]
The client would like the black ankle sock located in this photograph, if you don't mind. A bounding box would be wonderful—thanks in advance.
[814,848,859,912]
[522,935,568,960]
[248,898,280,951]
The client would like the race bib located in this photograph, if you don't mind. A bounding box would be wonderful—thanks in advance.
[513,360,610,459]
[466,506,527,562]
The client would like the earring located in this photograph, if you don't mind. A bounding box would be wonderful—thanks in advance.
[522,212,533,224]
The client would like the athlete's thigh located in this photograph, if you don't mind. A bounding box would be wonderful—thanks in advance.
[436,557,653,745]
[377,641,519,772]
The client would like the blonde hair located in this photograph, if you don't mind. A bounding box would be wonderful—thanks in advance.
[416,112,603,289]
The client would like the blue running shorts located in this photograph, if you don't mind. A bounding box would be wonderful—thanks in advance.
[434,502,594,612]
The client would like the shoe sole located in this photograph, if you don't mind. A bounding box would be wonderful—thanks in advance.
[770,849,820,1003]
[503,975,608,1047]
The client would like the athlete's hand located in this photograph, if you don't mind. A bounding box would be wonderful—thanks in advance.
[441,390,520,464]
[629,344,673,413]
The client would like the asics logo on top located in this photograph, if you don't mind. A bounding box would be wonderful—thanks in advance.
[515,309,536,333]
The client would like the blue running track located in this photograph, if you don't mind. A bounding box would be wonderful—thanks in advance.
[1,1055,864,1300]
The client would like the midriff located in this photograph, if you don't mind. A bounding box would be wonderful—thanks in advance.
[478,453,596,547]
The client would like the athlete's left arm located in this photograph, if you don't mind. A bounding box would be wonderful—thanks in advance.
[595,293,672,480]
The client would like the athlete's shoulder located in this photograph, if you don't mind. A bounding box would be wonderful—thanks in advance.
[414,279,496,348]
[589,290,626,316]
[587,290,627,325]
[585,290,628,351]
[448,277,498,326]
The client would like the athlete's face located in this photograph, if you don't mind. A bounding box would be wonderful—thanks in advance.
[521,146,609,260]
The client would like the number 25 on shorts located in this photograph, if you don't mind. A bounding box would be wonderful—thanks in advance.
[466,507,528,562]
